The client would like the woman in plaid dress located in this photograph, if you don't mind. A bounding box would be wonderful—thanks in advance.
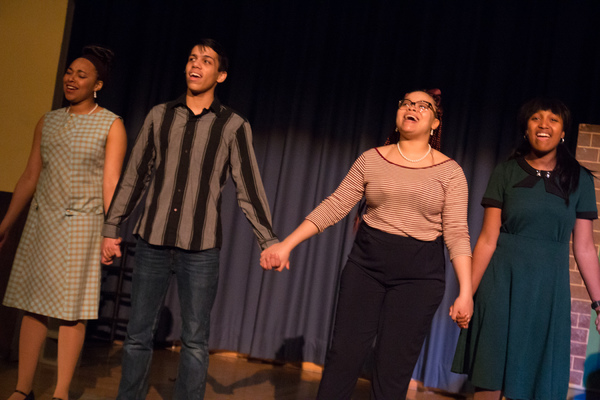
[0,46,127,400]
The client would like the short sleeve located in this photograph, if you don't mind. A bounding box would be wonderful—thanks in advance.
[576,168,598,220]
[481,162,507,209]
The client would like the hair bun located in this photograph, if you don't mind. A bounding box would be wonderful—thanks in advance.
[82,45,114,71]
[81,45,115,82]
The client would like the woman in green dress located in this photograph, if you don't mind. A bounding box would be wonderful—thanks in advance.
[452,98,600,399]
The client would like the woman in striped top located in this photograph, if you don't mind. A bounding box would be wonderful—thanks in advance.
[260,89,472,399]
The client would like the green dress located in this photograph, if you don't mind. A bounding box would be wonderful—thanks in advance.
[452,157,597,399]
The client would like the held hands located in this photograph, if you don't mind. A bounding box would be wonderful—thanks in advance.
[101,237,122,265]
[260,242,290,272]
[449,294,473,329]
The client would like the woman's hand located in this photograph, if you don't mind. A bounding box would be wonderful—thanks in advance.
[449,294,473,329]
[101,237,122,265]
[260,242,291,271]
[259,220,320,272]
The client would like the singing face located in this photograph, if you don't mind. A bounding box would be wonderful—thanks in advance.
[525,109,565,156]
[185,45,227,95]
[63,58,102,104]
[396,91,439,136]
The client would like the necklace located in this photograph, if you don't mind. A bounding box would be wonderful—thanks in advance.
[535,169,551,178]
[397,142,431,163]
[66,103,98,115]
[524,157,554,178]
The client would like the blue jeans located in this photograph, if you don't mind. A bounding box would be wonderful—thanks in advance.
[117,238,220,400]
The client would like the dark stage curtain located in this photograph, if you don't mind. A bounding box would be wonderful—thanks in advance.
[66,0,600,392]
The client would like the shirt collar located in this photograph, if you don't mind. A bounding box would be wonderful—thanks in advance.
[168,94,223,117]
[514,157,566,200]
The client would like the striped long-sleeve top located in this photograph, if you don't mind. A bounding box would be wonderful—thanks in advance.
[306,148,471,260]
[102,96,278,251]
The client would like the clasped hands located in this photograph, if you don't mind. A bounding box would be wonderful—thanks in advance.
[101,237,122,265]
[260,242,290,272]
[449,295,473,329]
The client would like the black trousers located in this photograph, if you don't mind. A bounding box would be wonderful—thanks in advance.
[317,223,446,400]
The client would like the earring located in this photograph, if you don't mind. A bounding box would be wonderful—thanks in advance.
[561,138,565,143]
[395,127,399,132]
[430,129,434,136]
[94,91,97,99]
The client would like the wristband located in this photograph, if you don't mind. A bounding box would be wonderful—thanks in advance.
[592,300,600,310]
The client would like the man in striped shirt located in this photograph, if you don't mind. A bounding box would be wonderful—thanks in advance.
[101,39,278,399]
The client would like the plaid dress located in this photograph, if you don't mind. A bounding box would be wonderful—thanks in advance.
[3,107,119,320]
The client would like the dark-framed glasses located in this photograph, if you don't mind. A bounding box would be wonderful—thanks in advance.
[398,99,435,114]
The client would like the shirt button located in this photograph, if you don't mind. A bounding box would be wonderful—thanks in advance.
[173,208,178,212]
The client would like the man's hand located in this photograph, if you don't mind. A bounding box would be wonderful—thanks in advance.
[260,242,291,271]
[101,237,122,265]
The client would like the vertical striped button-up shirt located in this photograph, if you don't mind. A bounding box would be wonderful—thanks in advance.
[102,95,278,251]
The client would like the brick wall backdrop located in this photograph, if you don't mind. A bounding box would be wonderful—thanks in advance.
[570,123,600,387]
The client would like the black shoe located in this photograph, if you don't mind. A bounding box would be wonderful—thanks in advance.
[14,391,34,400]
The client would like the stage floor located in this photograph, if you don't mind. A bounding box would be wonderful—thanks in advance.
[0,340,591,399]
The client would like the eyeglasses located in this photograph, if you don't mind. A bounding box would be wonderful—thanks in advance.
[398,99,435,114]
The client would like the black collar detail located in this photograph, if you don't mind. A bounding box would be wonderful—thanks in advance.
[513,157,566,200]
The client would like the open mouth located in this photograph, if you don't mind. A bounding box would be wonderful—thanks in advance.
[405,114,419,122]
[536,132,550,138]
[189,72,201,78]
